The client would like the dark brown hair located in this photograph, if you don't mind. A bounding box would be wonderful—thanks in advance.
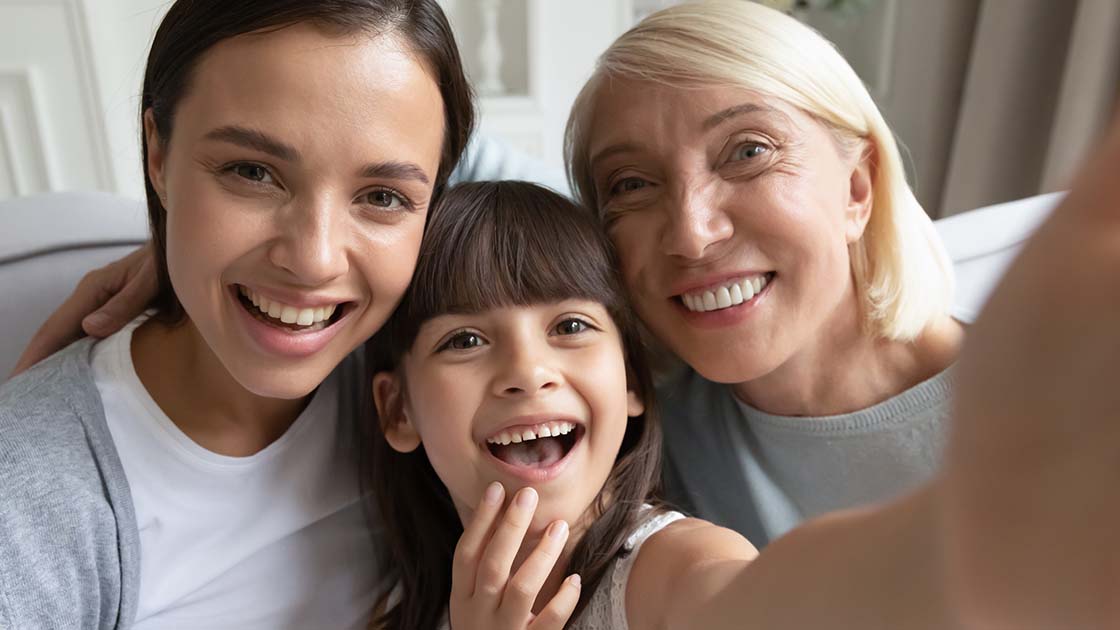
[363,181,664,629]
[141,0,475,321]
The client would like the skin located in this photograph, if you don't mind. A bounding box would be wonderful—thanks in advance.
[375,300,643,620]
[586,78,963,416]
[135,24,444,455]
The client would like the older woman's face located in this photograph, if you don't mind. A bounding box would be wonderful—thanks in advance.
[586,79,872,384]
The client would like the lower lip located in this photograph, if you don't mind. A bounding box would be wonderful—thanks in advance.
[232,287,350,359]
[482,429,583,484]
[675,279,772,329]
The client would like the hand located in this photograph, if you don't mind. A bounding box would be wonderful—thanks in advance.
[10,242,157,377]
[943,110,1120,627]
[450,483,581,630]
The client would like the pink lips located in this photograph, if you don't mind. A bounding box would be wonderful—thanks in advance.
[232,286,350,359]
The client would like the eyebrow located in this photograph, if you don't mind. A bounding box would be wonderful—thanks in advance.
[204,125,430,184]
[204,126,299,162]
[588,142,643,172]
[360,161,430,185]
[701,103,781,131]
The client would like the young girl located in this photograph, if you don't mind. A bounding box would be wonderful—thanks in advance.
[366,180,756,629]
[0,1,472,627]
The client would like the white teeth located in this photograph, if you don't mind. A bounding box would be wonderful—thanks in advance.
[680,274,770,314]
[486,421,576,445]
[240,286,341,327]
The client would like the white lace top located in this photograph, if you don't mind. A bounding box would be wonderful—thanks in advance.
[572,508,685,629]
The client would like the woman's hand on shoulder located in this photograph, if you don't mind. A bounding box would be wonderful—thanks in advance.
[450,483,581,630]
[10,243,156,378]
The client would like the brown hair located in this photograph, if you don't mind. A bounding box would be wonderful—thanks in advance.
[141,0,475,321]
[363,181,664,629]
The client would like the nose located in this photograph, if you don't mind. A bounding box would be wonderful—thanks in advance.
[660,178,734,260]
[268,193,349,285]
[491,336,562,398]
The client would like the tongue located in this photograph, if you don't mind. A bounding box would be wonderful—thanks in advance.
[492,437,566,468]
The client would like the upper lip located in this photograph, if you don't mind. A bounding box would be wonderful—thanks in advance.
[235,283,354,309]
[667,270,772,298]
[479,413,584,443]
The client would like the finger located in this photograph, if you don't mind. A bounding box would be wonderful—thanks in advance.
[451,481,506,601]
[528,574,582,630]
[474,487,538,606]
[82,249,158,337]
[498,519,569,622]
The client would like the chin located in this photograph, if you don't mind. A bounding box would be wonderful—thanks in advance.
[231,364,332,400]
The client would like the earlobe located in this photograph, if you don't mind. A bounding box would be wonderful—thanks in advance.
[373,372,422,453]
[626,390,645,417]
[143,109,169,207]
[845,141,875,244]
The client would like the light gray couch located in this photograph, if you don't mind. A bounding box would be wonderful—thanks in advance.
[0,190,1065,376]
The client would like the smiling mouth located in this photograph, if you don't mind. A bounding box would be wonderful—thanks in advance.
[234,285,348,333]
[485,422,583,469]
[677,272,775,313]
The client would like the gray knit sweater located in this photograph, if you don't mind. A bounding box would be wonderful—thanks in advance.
[0,339,139,630]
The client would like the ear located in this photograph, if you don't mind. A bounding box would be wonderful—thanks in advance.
[844,140,874,244]
[626,389,645,418]
[143,108,169,207]
[373,371,422,453]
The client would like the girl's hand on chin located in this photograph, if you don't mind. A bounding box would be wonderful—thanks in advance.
[450,483,581,629]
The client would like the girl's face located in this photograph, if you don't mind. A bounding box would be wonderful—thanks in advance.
[378,300,644,535]
[585,79,873,385]
[146,24,445,399]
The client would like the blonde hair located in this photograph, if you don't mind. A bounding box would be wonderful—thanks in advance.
[565,0,954,341]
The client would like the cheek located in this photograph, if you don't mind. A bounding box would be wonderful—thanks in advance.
[356,220,426,297]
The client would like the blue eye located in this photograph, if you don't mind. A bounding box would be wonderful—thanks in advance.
[554,318,590,336]
[609,177,648,196]
[732,143,768,161]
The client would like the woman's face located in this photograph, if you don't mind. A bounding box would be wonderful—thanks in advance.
[585,79,873,384]
[146,24,445,399]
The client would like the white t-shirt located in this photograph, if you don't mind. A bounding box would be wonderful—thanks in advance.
[91,317,381,629]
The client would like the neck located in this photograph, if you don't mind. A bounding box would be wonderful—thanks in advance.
[131,316,310,456]
[732,293,963,417]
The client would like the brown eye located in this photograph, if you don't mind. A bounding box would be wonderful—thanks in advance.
[441,331,485,351]
[363,189,407,210]
[610,177,648,196]
[554,318,589,336]
[233,163,272,182]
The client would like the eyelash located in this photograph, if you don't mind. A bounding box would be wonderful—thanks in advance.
[218,162,414,210]
[434,317,599,353]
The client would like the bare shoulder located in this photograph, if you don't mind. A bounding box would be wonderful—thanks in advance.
[626,517,758,629]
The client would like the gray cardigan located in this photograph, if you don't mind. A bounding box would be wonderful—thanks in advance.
[0,339,139,630]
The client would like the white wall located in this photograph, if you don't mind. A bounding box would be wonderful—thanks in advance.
[0,0,632,202]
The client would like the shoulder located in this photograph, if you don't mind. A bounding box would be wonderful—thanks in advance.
[0,340,133,628]
[625,517,758,628]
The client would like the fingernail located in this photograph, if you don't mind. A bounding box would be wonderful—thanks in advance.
[84,314,107,330]
[568,574,581,588]
[484,482,503,505]
[516,487,537,508]
[548,520,568,539]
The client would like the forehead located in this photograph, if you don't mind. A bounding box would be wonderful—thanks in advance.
[172,23,445,171]
[586,78,810,163]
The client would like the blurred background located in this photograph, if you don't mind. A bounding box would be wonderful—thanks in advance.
[0,0,1116,217]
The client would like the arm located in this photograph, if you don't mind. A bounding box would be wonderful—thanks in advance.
[629,490,951,630]
[9,243,156,378]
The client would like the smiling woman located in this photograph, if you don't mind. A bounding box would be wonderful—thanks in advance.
[0,1,473,628]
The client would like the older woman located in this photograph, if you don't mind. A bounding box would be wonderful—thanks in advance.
[565,0,963,545]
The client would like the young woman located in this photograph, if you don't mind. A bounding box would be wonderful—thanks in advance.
[0,1,472,628]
